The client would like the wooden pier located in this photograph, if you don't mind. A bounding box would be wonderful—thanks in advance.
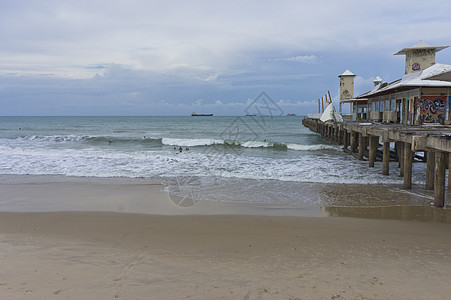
[302,117,451,208]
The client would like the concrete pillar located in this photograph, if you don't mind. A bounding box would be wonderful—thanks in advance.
[335,125,339,142]
[434,152,446,208]
[399,142,404,177]
[382,142,390,175]
[350,131,357,153]
[358,133,365,160]
[343,129,349,149]
[426,151,435,190]
[343,129,348,149]
[368,136,378,167]
[403,142,412,189]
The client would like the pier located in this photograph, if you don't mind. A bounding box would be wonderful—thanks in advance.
[302,40,451,208]
[302,117,451,207]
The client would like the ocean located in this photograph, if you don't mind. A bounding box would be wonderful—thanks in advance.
[0,116,435,212]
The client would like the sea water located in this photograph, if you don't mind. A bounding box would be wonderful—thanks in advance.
[0,116,433,209]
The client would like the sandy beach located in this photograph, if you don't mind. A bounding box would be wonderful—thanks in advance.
[1,176,451,299]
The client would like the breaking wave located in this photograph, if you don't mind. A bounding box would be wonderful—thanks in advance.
[9,135,340,152]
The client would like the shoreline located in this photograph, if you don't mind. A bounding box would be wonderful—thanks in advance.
[0,174,327,217]
[1,174,449,222]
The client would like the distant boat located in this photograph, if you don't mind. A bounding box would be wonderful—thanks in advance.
[287,113,297,116]
[191,112,213,116]
[245,114,256,116]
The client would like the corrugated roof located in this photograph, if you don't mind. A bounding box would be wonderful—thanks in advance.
[356,64,451,99]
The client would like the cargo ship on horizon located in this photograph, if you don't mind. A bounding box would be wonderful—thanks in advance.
[191,112,213,116]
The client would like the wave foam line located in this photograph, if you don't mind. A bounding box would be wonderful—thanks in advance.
[8,136,341,152]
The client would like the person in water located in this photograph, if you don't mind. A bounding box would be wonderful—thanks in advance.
[179,147,183,153]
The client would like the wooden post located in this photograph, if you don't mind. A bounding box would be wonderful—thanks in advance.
[434,151,446,208]
[318,99,321,114]
[382,142,390,175]
[403,143,413,189]
[328,91,332,103]
[426,151,435,190]
[358,133,365,160]
[399,142,404,177]
[369,136,378,167]
[321,97,324,112]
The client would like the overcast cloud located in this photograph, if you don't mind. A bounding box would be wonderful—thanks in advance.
[1,0,451,115]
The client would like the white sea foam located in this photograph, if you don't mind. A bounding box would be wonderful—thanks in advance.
[162,138,224,147]
[286,143,340,151]
[241,141,271,148]
[19,135,86,142]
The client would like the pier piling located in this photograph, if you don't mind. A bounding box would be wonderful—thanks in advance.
[399,142,404,177]
[403,143,413,189]
[382,142,390,175]
[302,117,450,208]
[434,152,446,208]
[369,136,378,167]
[426,152,435,190]
[350,131,357,153]
[358,133,365,160]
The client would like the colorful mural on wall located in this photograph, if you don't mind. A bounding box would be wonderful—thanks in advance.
[341,89,352,100]
[418,96,447,124]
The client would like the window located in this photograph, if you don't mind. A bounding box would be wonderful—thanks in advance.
[390,98,396,110]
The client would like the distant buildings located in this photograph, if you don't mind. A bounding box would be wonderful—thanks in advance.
[341,41,451,124]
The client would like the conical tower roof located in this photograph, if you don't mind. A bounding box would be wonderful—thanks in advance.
[338,69,356,77]
[394,40,449,55]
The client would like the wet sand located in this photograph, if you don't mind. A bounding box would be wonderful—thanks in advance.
[1,175,451,299]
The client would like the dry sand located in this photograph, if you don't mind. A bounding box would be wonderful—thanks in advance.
[0,176,451,299]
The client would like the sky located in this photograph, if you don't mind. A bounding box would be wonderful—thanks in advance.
[1,0,451,116]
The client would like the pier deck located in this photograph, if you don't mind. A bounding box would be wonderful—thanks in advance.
[302,117,451,208]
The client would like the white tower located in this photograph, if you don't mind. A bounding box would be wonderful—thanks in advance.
[338,70,356,101]
[373,76,382,87]
[394,40,449,74]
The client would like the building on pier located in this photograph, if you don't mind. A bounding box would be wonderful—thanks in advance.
[342,41,451,125]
